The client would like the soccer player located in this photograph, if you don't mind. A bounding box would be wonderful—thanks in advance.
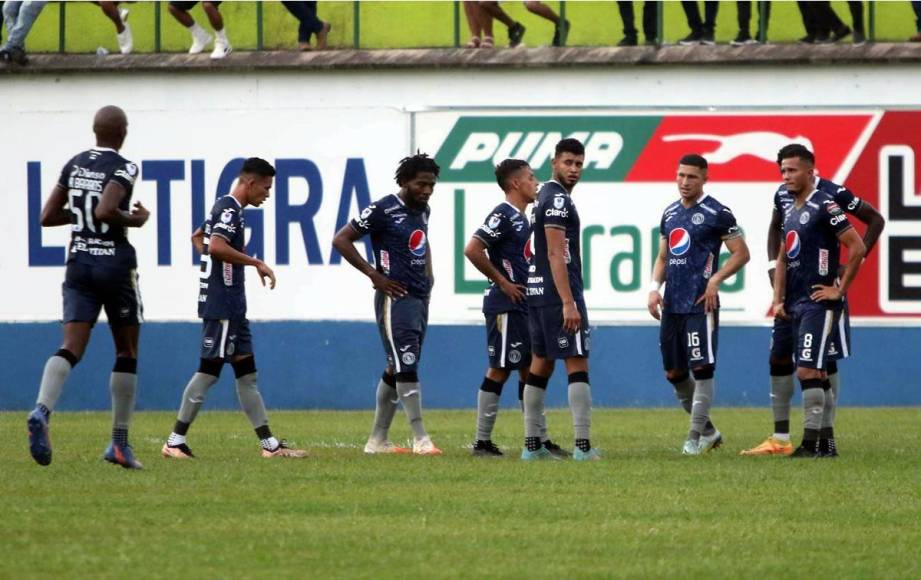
[332,153,442,456]
[647,154,750,455]
[162,158,306,459]
[463,158,545,456]
[28,105,148,469]
[770,148,866,458]
[521,138,600,461]
[741,144,884,457]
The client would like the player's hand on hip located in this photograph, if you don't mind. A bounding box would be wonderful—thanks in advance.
[500,279,526,304]
[130,201,150,227]
[695,280,720,313]
[371,272,407,299]
[562,301,581,334]
[810,284,841,302]
[647,291,663,321]
[773,302,788,320]
[255,260,276,289]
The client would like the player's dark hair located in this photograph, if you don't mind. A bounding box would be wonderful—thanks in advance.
[679,153,708,169]
[776,144,815,166]
[395,152,440,186]
[554,138,585,158]
[494,159,530,191]
[240,157,276,177]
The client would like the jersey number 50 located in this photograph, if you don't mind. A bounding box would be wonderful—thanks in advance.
[68,189,109,234]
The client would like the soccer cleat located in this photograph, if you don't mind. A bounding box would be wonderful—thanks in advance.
[363,438,411,454]
[189,29,212,54]
[161,442,195,459]
[104,442,144,469]
[508,22,526,47]
[818,438,839,458]
[471,440,503,457]
[572,447,601,461]
[521,446,557,460]
[698,430,723,453]
[117,24,133,55]
[262,440,307,458]
[791,442,819,458]
[739,436,794,456]
[210,39,232,59]
[412,436,443,456]
[27,408,52,466]
[542,439,571,458]
[682,439,702,455]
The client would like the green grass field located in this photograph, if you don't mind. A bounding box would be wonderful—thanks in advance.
[3,408,920,578]
[20,1,921,55]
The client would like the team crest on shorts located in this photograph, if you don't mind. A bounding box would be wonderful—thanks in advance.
[401,352,417,365]
[509,350,522,364]
[488,346,496,356]
[119,306,130,318]
[558,336,570,349]
[203,337,215,349]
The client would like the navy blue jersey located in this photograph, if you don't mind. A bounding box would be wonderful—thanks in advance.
[350,193,432,299]
[527,181,583,307]
[57,147,139,269]
[472,201,532,315]
[198,195,247,319]
[774,176,864,222]
[660,194,741,314]
[782,190,853,310]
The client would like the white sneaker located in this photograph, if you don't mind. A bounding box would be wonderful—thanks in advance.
[699,430,724,453]
[189,29,212,54]
[210,39,232,59]
[117,23,133,55]
[363,438,410,454]
[412,436,443,456]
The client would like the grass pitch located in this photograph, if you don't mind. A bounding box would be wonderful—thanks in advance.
[2,408,920,578]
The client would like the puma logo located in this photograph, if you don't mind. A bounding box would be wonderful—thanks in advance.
[663,132,813,165]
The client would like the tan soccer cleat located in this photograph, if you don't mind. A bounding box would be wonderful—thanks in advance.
[261,441,307,458]
[412,436,443,456]
[739,436,794,456]
[363,438,411,454]
[161,442,195,459]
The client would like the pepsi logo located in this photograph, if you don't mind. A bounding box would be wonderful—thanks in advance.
[668,228,691,256]
[408,229,427,257]
[786,230,801,259]
[523,238,533,261]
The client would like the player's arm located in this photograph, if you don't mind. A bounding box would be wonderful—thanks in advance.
[425,240,434,287]
[851,201,885,257]
[40,184,71,227]
[95,181,149,228]
[464,237,525,304]
[545,226,580,334]
[772,239,788,320]
[646,237,667,320]
[696,235,750,313]
[331,224,406,298]
[209,234,276,290]
[811,229,866,302]
[766,207,782,286]
[191,227,205,255]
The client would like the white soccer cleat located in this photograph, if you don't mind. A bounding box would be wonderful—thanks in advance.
[117,23,133,55]
[189,29,212,54]
[363,438,411,454]
[698,430,723,453]
[210,39,232,59]
[412,436,443,456]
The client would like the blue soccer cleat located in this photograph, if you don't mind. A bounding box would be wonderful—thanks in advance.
[104,442,144,469]
[27,408,52,466]
[572,447,602,461]
[521,446,558,460]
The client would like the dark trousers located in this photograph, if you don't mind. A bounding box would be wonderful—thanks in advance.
[914,1,921,32]
[617,1,658,41]
[737,1,771,37]
[281,1,323,42]
[797,1,846,37]
[682,1,719,35]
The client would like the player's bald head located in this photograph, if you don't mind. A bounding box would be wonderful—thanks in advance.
[93,105,128,147]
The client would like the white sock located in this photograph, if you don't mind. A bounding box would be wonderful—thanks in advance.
[167,432,186,446]
[215,28,228,42]
[772,432,791,441]
[261,436,279,451]
[190,22,206,35]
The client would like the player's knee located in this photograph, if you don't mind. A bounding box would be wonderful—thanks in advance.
[525,373,549,390]
[231,356,256,378]
[826,360,838,375]
[395,371,418,383]
[666,370,689,385]
[480,377,504,395]
[568,371,589,384]
[113,357,137,374]
[198,358,224,377]
[770,358,795,377]
[692,365,714,381]
[54,348,80,368]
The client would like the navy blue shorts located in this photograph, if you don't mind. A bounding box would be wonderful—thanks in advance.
[771,300,850,362]
[485,310,531,370]
[200,318,253,360]
[62,262,143,327]
[375,292,429,373]
[528,301,591,361]
[790,305,840,370]
[659,310,718,371]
